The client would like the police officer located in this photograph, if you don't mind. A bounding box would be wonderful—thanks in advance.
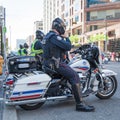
[30,30,44,70]
[18,44,23,56]
[22,43,29,55]
[42,17,95,112]
[30,30,44,56]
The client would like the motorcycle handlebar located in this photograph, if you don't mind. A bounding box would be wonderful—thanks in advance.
[70,49,81,54]
[70,46,84,54]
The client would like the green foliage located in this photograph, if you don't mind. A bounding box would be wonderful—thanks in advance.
[69,34,79,44]
[74,43,81,48]
[3,27,7,33]
[88,33,108,43]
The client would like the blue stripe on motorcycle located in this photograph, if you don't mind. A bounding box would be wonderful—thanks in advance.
[74,67,89,70]
[13,89,45,95]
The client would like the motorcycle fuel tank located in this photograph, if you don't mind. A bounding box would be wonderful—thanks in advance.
[70,59,90,73]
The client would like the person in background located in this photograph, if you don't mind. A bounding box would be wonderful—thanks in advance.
[22,43,29,55]
[101,52,105,64]
[42,17,95,112]
[118,52,120,62]
[30,30,44,56]
[111,52,115,61]
[30,30,45,70]
[18,44,23,56]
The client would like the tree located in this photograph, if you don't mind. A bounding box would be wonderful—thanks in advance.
[69,34,80,47]
[88,33,108,43]
[69,34,79,44]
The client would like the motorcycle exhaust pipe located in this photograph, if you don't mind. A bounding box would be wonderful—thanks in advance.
[5,95,72,105]
[5,98,46,105]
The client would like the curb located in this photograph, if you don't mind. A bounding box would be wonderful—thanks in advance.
[3,105,18,120]
[2,65,18,120]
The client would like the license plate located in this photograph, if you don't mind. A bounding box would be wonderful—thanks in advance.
[18,63,29,68]
[17,58,30,62]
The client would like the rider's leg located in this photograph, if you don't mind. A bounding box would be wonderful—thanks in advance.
[56,63,95,112]
[72,83,95,112]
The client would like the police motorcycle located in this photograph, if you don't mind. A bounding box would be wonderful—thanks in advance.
[69,44,117,98]
[4,45,117,110]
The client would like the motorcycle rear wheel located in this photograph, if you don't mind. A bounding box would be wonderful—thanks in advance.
[19,102,45,110]
[96,76,117,99]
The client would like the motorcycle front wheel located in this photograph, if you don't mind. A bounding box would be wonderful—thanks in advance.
[19,102,45,110]
[96,75,117,99]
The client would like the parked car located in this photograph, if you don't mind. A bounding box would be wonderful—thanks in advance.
[7,51,18,58]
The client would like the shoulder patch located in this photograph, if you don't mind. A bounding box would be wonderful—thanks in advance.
[57,36,62,40]
[41,39,46,44]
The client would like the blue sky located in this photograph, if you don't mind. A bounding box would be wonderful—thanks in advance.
[0,0,43,50]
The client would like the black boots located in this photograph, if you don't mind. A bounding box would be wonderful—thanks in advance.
[72,84,95,112]
[76,102,95,112]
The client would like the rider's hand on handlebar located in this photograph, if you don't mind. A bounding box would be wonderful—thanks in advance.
[70,49,80,54]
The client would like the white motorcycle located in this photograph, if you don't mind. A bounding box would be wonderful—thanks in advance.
[4,47,117,110]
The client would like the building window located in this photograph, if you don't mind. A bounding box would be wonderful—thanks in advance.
[72,7,73,15]
[91,16,97,20]
[94,25,97,30]
[57,10,59,16]
[74,0,80,12]
[115,12,120,19]
[75,15,79,22]
[70,8,71,16]
[77,29,81,35]
[90,26,92,31]
[57,1,59,7]
[81,13,82,22]
[81,0,82,9]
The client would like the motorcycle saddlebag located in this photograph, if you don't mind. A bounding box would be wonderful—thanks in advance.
[8,56,37,73]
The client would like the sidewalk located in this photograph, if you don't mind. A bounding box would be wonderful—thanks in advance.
[0,65,17,120]
[0,65,5,120]
[3,105,17,120]
[0,66,17,120]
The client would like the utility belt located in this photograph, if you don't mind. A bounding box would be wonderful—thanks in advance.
[45,57,60,70]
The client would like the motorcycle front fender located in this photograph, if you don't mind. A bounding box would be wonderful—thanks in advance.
[102,69,117,77]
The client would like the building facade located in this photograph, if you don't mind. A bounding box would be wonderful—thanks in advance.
[43,0,120,52]
[43,0,57,34]
[34,20,43,33]
[57,0,85,39]
[57,0,120,52]
[85,0,120,52]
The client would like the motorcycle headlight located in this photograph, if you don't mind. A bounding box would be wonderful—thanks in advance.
[10,61,14,65]
[102,73,106,77]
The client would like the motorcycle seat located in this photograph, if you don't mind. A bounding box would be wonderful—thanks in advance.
[43,65,62,79]
[43,65,57,74]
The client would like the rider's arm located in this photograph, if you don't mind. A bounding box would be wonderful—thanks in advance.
[50,35,71,51]
[34,41,43,50]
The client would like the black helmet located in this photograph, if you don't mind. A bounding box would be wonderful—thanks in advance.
[52,17,66,35]
[24,43,29,48]
[19,44,23,49]
[36,30,45,40]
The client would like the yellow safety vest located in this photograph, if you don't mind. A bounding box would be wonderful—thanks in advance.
[30,39,43,56]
